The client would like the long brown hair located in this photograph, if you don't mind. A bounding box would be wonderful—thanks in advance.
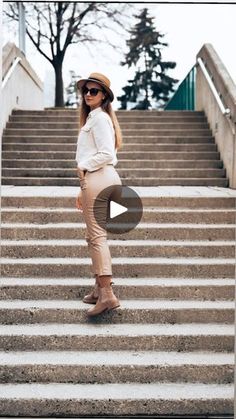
[79,92,123,151]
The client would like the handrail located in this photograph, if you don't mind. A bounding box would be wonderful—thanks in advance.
[197,57,231,117]
[2,57,22,89]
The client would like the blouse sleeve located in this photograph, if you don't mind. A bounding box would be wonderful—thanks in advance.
[78,114,115,172]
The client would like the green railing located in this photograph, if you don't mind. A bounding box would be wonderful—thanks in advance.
[165,65,196,110]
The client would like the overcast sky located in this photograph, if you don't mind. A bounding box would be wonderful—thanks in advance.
[3,1,236,109]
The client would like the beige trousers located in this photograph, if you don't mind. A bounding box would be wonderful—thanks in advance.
[80,164,122,277]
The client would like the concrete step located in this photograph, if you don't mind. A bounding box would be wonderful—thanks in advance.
[2,158,223,169]
[0,277,234,301]
[0,350,233,384]
[2,222,235,240]
[1,168,226,178]
[2,135,216,144]
[2,207,235,224]
[1,256,235,279]
[114,110,205,115]
[13,109,205,115]
[0,382,233,416]
[9,115,208,123]
[0,322,233,351]
[2,143,219,152]
[2,177,229,187]
[2,150,221,160]
[3,128,213,136]
[2,239,235,259]
[2,195,235,209]
[0,298,233,324]
[5,121,210,130]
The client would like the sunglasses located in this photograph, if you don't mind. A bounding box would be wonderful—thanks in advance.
[82,87,104,96]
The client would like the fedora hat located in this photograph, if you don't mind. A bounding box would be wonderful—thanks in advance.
[76,72,114,102]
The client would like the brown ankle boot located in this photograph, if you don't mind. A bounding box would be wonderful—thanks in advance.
[82,276,99,304]
[87,276,120,316]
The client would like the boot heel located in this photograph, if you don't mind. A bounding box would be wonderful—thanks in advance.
[107,300,120,311]
[82,279,99,304]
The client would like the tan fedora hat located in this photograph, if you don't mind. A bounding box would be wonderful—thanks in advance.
[76,72,114,102]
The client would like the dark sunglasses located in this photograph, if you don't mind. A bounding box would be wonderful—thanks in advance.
[82,87,104,96]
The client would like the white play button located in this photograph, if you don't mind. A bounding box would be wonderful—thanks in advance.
[93,185,143,234]
[110,200,127,219]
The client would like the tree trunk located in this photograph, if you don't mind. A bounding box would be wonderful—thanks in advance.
[54,61,64,107]
[144,51,149,109]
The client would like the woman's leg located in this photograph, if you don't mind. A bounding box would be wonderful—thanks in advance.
[82,229,99,304]
[80,166,122,314]
[81,166,121,277]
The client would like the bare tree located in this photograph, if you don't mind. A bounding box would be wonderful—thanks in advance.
[4,2,130,107]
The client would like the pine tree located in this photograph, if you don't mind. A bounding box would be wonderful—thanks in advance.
[118,8,179,109]
[65,71,81,108]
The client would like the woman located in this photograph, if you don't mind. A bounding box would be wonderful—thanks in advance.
[75,72,123,317]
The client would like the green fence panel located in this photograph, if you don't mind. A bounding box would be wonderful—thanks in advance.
[165,65,196,110]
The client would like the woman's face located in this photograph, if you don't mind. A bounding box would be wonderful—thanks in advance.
[83,81,106,110]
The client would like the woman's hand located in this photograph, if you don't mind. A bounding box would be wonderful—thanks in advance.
[76,190,83,211]
[77,168,85,180]
[76,167,87,192]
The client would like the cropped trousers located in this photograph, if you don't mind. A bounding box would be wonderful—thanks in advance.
[80,164,122,277]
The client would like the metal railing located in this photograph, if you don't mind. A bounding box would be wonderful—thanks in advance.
[197,57,231,117]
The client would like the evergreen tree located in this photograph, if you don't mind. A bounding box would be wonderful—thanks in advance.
[118,8,179,109]
[65,71,81,108]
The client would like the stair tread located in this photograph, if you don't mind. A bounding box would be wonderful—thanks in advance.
[0,382,232,399]
[2,150,220,153]
[0,299,233,309]
[3,143,217,146]
[4,207,235,213]
[2,222,236,228]
[2,157,221,160]
[3,177,227,179]
[0,277,234,286]
[3,138,214,144]
[0,322,233,335]
[0,350,233,365]
[2,185,236,196]
[3,167,225,170]
[2,257,235,264]
[1,239,235,246]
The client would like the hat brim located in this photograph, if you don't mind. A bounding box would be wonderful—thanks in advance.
[76,78,114,102]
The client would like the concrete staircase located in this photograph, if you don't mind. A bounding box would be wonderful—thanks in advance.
[0,191,235,416]
[1,109,229,187]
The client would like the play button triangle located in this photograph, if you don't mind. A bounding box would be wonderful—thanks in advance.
[110,201,127,219]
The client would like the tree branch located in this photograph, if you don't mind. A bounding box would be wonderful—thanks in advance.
[26,26,53,64]
[61,2,76,55]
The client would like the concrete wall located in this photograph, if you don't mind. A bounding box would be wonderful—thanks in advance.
[1,42,44,137]
[196,44,236,189]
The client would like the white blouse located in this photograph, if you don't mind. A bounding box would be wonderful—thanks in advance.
[75,106,118,172]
